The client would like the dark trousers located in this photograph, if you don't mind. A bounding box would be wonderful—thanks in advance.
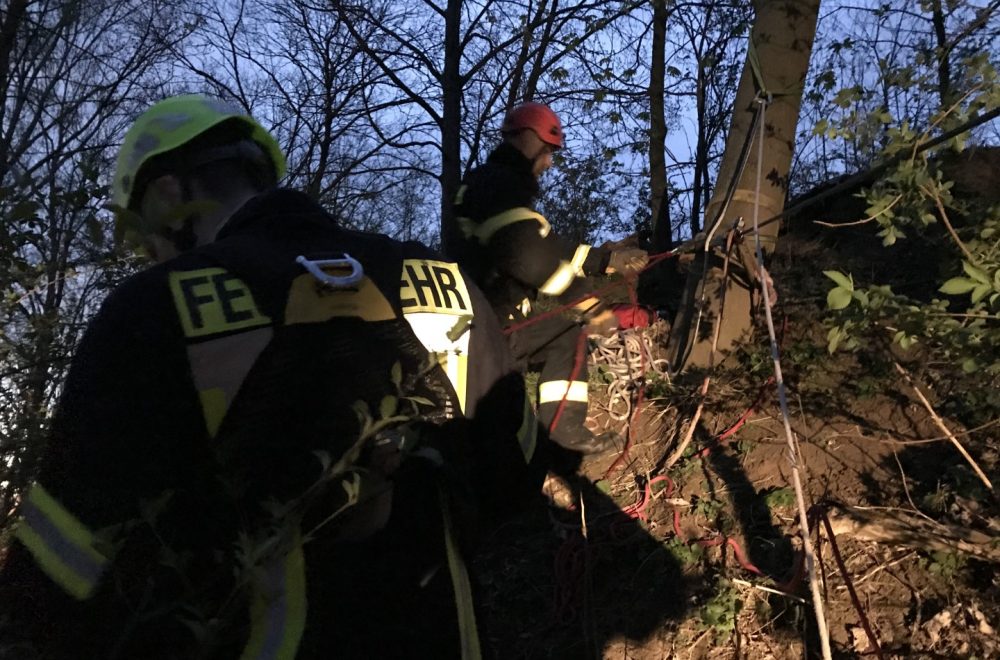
[505,311,590,447]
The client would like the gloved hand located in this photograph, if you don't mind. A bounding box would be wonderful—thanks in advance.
[584,308,618,336]
[607,248,649,276]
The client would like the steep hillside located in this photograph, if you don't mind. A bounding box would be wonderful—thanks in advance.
[475,221,999,658]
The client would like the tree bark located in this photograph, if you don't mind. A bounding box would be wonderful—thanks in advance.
[648,0,671,251]
[0,0,30,183]
[668,0,819,371]
[930,0,952,106]
[440,0,464,255]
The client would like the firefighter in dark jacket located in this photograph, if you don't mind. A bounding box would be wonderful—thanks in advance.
[0,94,545,659]
[453,102,648,454]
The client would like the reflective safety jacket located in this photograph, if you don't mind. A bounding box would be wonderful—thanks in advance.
[0,189,546,659]
[452,142,611,316]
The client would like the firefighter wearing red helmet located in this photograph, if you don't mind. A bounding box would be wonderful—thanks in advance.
[501,102,565,149]
[452,102,648,455]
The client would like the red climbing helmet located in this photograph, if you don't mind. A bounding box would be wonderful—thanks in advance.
[501,102,564,148]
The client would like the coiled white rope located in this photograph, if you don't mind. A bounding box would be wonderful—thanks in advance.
[589,327,670,421]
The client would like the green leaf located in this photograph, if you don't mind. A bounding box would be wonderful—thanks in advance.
[971,284,990,304]
[962,358,979,373]
[352,400,371,424]
[827,326,843,354]
[939,277,977,295]
[823,270,853,291]
[853,289,869,306]
[827,287,853,310]
[963,261,990,284]
[832,86,861,108]
[390,362,402,388]
[379,395,397,419]
[595,480,611,494]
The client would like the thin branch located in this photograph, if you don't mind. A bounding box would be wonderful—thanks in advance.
[919,183,978,265]
[834,551,916,591]
[335,4,441,124]
[732,578,807,604]
[880,419,1000,445]
[813,193,903,228]
[760,104,1000,233]
[893,361,994,492]
[891,445,939,525]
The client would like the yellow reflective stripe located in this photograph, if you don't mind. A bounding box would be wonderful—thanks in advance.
[402,310,471,418]
[538,380,589,404]
[439,489,482,660]
[14,484,109,600]
[515,396,537,463]
[538,261,576,296]
[452,353,468,414]
[240,539,307,660]
[459,208,551,245]
[570,244,592,277]
[199,387,227,438]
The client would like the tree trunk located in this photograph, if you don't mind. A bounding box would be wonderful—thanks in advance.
[648,0,671,251]
[668,0,819,371]
[0,0,30,183]
[440,0,463,255]
[929,0,952,106]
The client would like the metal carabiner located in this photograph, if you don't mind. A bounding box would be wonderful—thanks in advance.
[295,253,365,288]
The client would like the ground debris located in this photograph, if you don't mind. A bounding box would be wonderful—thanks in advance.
[825,502,1000,562]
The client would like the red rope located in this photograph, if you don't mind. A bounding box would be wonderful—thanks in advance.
[717,375,775,442]
[547,329,590,435]
[695,375,777,460]
[621,475,673,522]
[547,245,794,619]
[774,552,805,594]
[615,473,765,577]
[819,508,885,659]
[502,250,679,336]
[689,534,765,576]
